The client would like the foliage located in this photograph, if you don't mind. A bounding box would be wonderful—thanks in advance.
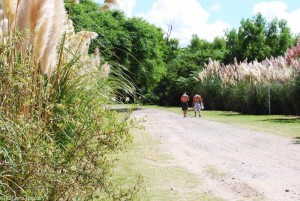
[152,36,227,106]
[68,2,167,100]
[122,17,167,94]
[0,1,141,200]
[223,14,295,64]
[189,35,227,64]
[196,51,300,114]
[192,15,299,114]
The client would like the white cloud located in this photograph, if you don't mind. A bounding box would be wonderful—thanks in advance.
[116,0,136,17]
[253,1,300,34]
[135,0,230,46]
[210,3,221,12]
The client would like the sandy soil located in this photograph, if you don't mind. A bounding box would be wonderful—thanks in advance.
[132,108,300,201]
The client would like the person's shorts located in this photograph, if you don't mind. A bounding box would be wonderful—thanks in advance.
[182,102,188,110]
[194,102,201,111]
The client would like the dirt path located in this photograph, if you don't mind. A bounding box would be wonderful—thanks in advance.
[132,108,300,201]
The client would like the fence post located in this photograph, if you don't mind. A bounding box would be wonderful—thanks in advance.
[268,86,271,115]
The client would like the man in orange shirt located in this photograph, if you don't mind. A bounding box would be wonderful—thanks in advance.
[193,92,203,117]
[181,92,189,117]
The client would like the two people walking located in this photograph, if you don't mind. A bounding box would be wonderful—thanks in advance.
[181,92,204,117]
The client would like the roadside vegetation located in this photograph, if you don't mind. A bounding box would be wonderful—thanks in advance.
[0,0,140,200]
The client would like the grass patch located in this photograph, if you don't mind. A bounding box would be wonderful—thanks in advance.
[112,127,224,201]
[205,165,227,179]
[143,105,300,139]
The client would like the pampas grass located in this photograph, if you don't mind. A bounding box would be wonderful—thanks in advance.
[198,56,298,86]
[0,1,141,199]
[99,0,118,11]
[65,30,98,62]
[0,0,17,30]
[70,31,98,54]
[41,0,66,75]
[0,0,67,118]
[28,0,54,63]
[2,0,67,75]
[101,62,111,77]
[0,18,8,37]
[285,38,300,68]
[197,41,300,114]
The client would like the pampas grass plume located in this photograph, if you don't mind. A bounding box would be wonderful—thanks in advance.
[0,9,4,19]
[41,0,67,75]
[28,0,54,63]
[14,0,67,75]
[0,18,8,37]
[99,0,118,11]
[15,0,30,53]
[0,0,18,30]
[101,62,110,78]
[69,31,98,56]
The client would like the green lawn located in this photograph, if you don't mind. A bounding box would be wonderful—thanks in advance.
[143,105,300,139]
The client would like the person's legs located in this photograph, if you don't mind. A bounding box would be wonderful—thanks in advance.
[183,109,187,117]
[195,103,201,117]
[182,102,188,117]
[183,103,188,117]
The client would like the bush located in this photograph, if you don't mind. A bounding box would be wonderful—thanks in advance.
[0,44,141,200]
[196,57,300,114]
[0,1,141,199]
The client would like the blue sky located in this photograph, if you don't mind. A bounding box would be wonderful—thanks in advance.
[95,0,300,46]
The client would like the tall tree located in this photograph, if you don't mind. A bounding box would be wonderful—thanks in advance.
[123,17,167,95]
[224,13,294,64]
[68,1,168,100]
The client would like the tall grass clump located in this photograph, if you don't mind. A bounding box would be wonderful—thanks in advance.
[197,39,300,114]
[0,1,141,200]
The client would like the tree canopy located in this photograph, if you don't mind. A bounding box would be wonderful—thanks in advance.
[223,13,294,64]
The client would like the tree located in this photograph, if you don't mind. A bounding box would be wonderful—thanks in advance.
[223,29,239,64]
[224,13,294,64]
[123,17,167,96]
[238,14,267,62]
[68,2,168,101]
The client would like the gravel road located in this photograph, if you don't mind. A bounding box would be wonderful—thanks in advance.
[132,108,300,201]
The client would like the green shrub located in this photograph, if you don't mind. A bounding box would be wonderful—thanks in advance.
[0,23,141,201]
